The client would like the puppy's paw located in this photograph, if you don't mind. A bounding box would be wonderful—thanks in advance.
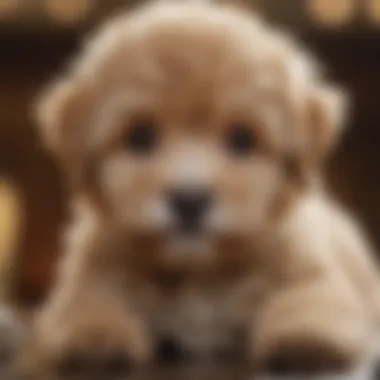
[252,278,372,376]
[253,321,369,377]
[21,312,151,379]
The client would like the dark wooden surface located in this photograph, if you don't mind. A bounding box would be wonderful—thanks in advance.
[0,361,375,380]
[0,363,254,380]
[0,362,376,380]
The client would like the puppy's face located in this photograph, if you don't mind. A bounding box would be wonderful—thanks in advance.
[38,2,346,265]
[98,83,284,258]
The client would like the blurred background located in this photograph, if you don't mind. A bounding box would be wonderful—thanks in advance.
[0,0,380,305]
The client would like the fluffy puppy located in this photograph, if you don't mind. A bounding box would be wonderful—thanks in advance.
[22,0,380,377]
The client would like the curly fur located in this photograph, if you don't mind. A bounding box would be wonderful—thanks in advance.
[20,0,380,376]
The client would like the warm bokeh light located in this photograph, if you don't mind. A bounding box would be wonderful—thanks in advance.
[43,0,95,24]
[307,0,356,27]
[0,0,19,18]
[0,179,22,284]
[367,0,380,24]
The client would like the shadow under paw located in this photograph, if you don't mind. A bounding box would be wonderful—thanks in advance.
[261,342,352,376]
[56,348,131,379]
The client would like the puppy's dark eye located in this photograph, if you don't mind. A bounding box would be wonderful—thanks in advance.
[225,123,256,156]
[124,120,158,154]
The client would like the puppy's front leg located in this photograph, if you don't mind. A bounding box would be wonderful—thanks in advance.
[20,220,151,379]
[248,258,371,375]
[252,273,371,376]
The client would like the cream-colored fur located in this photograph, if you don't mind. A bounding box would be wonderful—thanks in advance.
[21,0,380,377]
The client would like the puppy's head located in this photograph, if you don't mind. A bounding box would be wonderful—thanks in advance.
[37,1,348,266]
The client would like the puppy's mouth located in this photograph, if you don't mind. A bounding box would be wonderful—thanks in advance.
[173,217,209,237]
[165,217,214,257]
[164,232,213,260]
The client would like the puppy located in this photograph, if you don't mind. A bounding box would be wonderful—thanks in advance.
[22,0,380,377]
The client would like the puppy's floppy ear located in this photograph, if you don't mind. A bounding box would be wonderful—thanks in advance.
[35,75,94,186]
[307,82,349,164]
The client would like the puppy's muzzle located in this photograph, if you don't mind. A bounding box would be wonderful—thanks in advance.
[167,188,212,234]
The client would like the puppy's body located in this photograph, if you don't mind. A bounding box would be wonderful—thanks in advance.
[24,0,380,377]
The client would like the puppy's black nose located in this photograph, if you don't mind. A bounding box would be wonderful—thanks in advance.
[168,189,212,232]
